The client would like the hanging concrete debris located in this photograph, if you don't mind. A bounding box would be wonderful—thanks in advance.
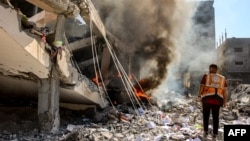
[26,0,80,18]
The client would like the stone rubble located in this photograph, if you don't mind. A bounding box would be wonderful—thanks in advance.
[0,89,250,141]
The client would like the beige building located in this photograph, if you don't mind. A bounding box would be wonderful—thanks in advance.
[0,0,110,132]
[217,37,250,83]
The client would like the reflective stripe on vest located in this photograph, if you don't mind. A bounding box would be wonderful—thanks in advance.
[201,73,225,99]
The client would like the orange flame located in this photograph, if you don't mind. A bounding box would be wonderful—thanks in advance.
[92,73,101,85]
[133,79,152,101]
[134,87,151,101]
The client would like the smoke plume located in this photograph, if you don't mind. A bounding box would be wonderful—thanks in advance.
[92,0,215,94]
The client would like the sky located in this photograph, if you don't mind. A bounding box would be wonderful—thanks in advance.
[214,0,250,42]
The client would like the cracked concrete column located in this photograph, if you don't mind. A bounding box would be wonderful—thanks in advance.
[37,14,65,133]
[38,75,60,132]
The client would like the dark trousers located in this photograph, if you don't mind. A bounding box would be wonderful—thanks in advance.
[202,103,221,135]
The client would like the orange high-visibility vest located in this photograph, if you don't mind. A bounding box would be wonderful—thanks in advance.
[201,73,226,99]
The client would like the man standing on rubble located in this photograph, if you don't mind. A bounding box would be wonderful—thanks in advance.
[198,64,228,140]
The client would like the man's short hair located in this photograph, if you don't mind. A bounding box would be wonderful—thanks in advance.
[209,64,218,69]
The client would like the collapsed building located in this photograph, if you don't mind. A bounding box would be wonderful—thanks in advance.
[0,0,113,132]
[0,0,165,132]
[0,0,220,135]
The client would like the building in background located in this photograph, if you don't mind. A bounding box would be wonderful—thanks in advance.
[193,0,216,51]
[217,37,250,83]
[183,0,216,94]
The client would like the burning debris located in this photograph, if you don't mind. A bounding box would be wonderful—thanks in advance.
[105,74,153,106]
[92,0,197,93]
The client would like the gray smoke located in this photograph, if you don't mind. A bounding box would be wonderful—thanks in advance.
[93,0,197,90]
[179,0,217,72]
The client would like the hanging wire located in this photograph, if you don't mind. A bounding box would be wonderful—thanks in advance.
[103,38,144,117]
[62,34,83,76]
[110,46,148,110]
[111,43,153,110]
[87,15,139,112]
[60,15,107,106]
[105,39,146,110]
[131,74,154,107]
[87,2,151,118]
[88,11,132,111]
[89,18,109,107]
[86,0,139,112]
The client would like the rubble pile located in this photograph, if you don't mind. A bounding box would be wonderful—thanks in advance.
[228,84,250,115]
[0,91,250,141]
[65,102,204,141]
